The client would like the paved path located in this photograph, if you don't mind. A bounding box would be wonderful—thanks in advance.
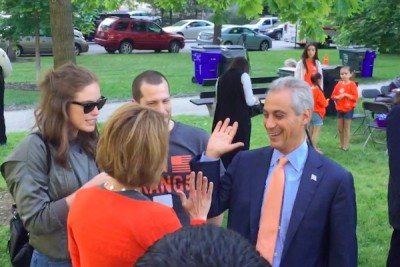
[4,81,389,133]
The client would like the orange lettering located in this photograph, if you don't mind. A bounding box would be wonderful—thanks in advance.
[173,175,183,191]
[159,177,172,193]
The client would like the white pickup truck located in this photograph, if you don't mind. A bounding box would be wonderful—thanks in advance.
[282,22,337,47]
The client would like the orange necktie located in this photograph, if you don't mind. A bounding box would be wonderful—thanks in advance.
[256,157,288,264]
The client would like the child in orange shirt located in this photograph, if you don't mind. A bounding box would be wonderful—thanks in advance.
[331,66,359,151]
[310,73,329,153]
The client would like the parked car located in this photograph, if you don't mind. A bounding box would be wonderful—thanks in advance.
[129,10,161,24]
[197,26,272,51]
[263,23,284,40]
[9,29,88,57]
[94,17,185,54]
[243,16,279,33]
[163,19,214,39]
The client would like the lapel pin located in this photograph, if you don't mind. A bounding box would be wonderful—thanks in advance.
[311,174,317,182]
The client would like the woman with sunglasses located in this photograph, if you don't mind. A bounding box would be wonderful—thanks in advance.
[1,63,108,266]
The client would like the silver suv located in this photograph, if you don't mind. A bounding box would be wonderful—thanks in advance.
[1,29,89,57]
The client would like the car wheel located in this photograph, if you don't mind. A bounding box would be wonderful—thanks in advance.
[15,46,22,57]
[275,32,282,40]
[74,44,81,56]
[259,40,269,51]
[168,41,180,53]
[119,41,133,54]
[224,41,233,45]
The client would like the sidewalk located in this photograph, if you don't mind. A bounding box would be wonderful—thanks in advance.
[4,81,389,133]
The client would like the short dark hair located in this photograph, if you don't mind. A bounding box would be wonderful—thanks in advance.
[131,70,169,101]
[136,224,271,267]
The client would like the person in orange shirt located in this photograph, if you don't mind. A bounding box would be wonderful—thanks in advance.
[331,66,359,151]
[310,73,329,153]
[295,43,323,88]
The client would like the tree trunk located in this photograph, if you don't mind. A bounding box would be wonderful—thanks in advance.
[6,39,16,62]
[169,10,172,26]
[35,24,41,84]
[49,0,76,68]
[213,24,222,45]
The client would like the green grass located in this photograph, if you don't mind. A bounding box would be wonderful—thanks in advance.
[0,114,392,266]
[5,49,400,109]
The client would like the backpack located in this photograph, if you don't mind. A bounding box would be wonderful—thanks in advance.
[6,132,51,267]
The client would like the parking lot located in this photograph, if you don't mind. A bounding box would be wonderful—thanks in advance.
[86,39,298,55]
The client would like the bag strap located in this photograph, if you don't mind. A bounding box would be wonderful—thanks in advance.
[32,132,51,175]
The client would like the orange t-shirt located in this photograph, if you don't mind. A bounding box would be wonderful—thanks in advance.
[331,81,359,113]
[312,86,329,118]
[304,59,318,86]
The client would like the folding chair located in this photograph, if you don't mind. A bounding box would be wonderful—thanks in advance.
[362,101,390,148]
[361,89,381,100]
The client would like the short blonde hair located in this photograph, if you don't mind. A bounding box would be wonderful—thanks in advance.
[96,103,168,187]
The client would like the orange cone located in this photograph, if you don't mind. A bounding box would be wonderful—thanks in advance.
[323,54,329,65]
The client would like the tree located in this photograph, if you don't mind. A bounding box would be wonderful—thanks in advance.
[335,0,400,54]
[0,0,50,82]
[49,0,75,68]
[156,0,359,44]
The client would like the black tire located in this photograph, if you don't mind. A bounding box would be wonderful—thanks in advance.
[259,40,269,51]
[191,76,196,83]
[15,46,22,57]
[119,41,133,54]
[105,48,116,54]
[275,32,282,40]
[74,43,81,56]
[224,41,233,45]
[168,41,180,53]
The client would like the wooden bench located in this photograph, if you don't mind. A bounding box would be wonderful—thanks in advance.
[201,76,279,86]
[190,88,268,116]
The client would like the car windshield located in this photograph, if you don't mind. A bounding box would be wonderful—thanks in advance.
[248,19,261,25]
[173,20,189,26]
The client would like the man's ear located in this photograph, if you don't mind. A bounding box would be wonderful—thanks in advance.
[302,109,312,125]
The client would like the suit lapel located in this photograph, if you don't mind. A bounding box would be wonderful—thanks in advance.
[249,147,273,244]
[282,148,323,258]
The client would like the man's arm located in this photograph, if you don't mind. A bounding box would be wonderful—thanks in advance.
[328,172,358,267]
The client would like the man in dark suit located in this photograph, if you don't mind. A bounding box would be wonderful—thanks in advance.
[196,77,357,267]
[386,102,400,267]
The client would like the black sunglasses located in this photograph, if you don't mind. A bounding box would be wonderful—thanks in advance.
[70,96,107,114]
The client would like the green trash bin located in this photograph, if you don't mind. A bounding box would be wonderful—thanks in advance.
[338,47,367,75]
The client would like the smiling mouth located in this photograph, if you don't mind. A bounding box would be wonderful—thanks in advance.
[269,131,281,137]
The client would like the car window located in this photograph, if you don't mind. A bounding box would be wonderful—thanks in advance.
[242,28,254,34]
[229,28,243,34]
[114,21,129,31]
[189,22,199,27]
[197,21,208,27]
[132,22,147,32]
[272,19,278,24]
[99,17,117,31]
[263,20,271,26]
[147,23,161,33]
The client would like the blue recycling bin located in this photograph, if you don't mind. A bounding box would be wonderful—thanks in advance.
[191,46,222,85]
[361,50,377,77]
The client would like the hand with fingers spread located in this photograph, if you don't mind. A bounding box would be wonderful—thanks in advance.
[177,171,213,221]
[206,118,245,159]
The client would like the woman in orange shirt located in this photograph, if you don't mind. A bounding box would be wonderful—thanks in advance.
[295,43,323,88]
[310,73,329,153]
[331,66,359,151]
[67,104,213,267]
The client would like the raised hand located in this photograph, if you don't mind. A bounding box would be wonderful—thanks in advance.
[177,171,213,221]
[206,118,244,159]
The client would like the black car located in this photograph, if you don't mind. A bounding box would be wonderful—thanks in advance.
[262,23,284,40]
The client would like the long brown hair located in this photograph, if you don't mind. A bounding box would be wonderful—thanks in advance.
[34,63,99,168]
[301,43,319,73]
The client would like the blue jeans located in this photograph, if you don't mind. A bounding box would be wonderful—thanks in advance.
[30,250,71,267]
